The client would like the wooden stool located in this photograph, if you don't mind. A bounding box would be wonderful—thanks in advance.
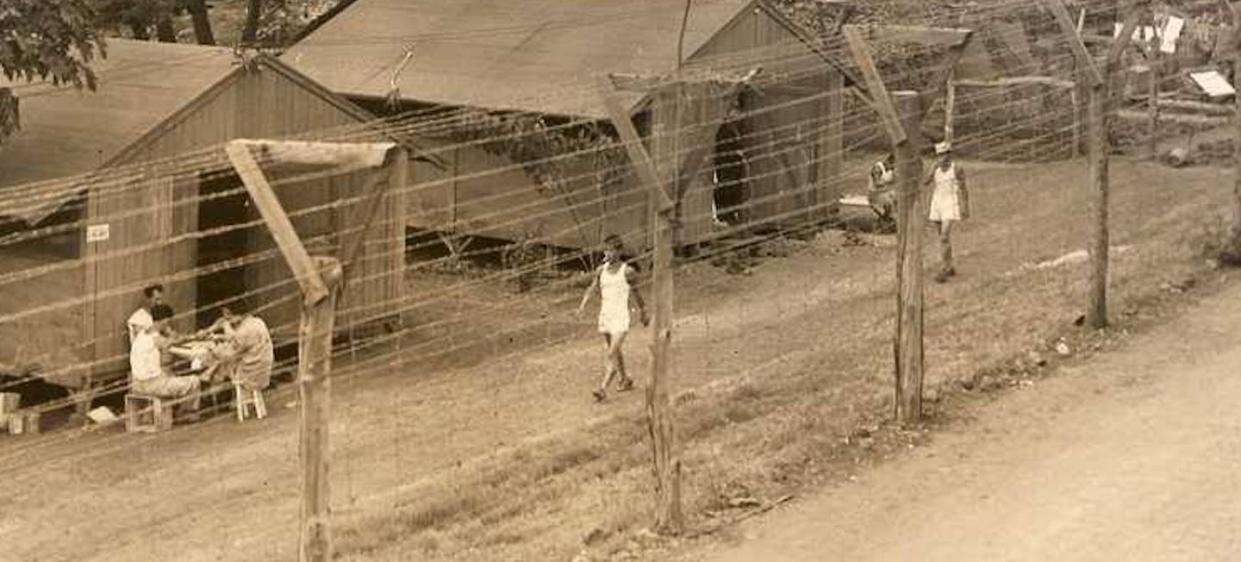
[234,383,267,422]
[125,394,173,433]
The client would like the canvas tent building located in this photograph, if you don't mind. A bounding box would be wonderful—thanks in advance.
[0,40,405,391]
[284,0,851,251]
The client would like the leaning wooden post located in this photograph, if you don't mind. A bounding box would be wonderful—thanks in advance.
[893,91,926,425]
[1149,57,1160,158]
[1233,6,1241,256]
[943,75,956,146]
[300,257,341,562]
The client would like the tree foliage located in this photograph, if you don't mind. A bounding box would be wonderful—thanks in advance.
[1,0,106,143]
[1,0,106,89]
[92,0,175,41]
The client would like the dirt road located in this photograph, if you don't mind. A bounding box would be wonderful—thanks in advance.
[702,282,1241,562]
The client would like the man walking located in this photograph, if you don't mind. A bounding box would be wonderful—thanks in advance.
[577,238,649,403]
[925,142,969,283]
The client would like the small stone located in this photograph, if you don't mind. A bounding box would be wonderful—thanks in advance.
[1027,351,1047,367]
[584,528,608,546]
[924,388,941,403]
[857,437,876,450]
[1055,342,1072,356]
[634,528,660,543]
[1018,379,1035,388]
[1207,258,1221,270]
[960,379,975,391]
[979,375,1000,391]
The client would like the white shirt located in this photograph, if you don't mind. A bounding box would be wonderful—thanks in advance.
[127,308,153,343]
[129,330,164,382]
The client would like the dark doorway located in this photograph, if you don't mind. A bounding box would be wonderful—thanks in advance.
[196,171,251,329]
[712,119,749,226]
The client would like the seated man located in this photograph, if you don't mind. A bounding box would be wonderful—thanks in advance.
[868,152,897,230]
[130,303,202,416]
[200,301,274,392]
[127,284,172,344]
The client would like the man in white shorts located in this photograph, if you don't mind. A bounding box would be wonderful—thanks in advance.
[577,239,649,403]
[924,142,969,283]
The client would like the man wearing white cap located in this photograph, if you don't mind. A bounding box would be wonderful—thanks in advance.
[925,141,969,283]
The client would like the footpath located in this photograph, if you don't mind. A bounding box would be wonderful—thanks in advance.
[700,282,1241,562]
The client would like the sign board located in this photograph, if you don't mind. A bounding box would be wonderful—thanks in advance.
[86,224,110,243]
[1190,70,1236,98]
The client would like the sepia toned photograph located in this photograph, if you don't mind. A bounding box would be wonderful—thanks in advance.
[2,0,1240,560]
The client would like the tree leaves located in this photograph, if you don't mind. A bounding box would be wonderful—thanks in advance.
[0,0,105,142]
[0,0,104,88]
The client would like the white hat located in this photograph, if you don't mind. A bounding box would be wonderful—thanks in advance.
[935,142,952,155]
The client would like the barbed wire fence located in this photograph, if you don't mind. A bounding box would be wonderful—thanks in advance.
[1,0,1236,559]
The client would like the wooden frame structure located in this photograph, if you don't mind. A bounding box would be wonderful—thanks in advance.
[841,23,975,425]
[225,139,406,562]
[944,76,1080,151]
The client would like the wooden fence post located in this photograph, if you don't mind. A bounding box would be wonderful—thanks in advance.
[893,91,926,425]
[599,78,683,534]
[647,84,683,535]
[1085,75,1110,329]
[300,257,341,562]
[1043,0,1133,330]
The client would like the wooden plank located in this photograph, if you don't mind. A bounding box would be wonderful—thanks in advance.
[820,69,845,217]
[952,76,1077,89]
[852,25,973,47]
[1107,12,1143,65]
[1040,0,1105,87]
[842,26,907,145]
[299,257,341,562]
[238,139,396,170]
[921,35,973,112]
[893,91,926,426]
[598,76,676,213]
[610,68,761,92]
[225,141,329,306]
[944,78,956,146]
[338,167,394,281]
[991,21,1039,74]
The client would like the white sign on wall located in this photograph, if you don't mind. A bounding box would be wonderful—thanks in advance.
[86,224,110,243]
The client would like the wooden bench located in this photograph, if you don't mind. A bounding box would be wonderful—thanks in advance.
[124,394,173,433]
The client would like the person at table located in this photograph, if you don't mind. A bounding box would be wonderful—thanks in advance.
[130,303,203,415]
[199,301,274,391]
[127,284,173,344]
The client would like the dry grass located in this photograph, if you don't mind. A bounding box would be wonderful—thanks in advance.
[2,157,1236,562]
[328,157,1238,561]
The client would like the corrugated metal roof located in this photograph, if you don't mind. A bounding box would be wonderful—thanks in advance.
[0,40,237,191]
[283,0,767,118]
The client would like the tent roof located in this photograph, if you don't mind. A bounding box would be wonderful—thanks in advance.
[0,40,238,192]
[283,0,828,118]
